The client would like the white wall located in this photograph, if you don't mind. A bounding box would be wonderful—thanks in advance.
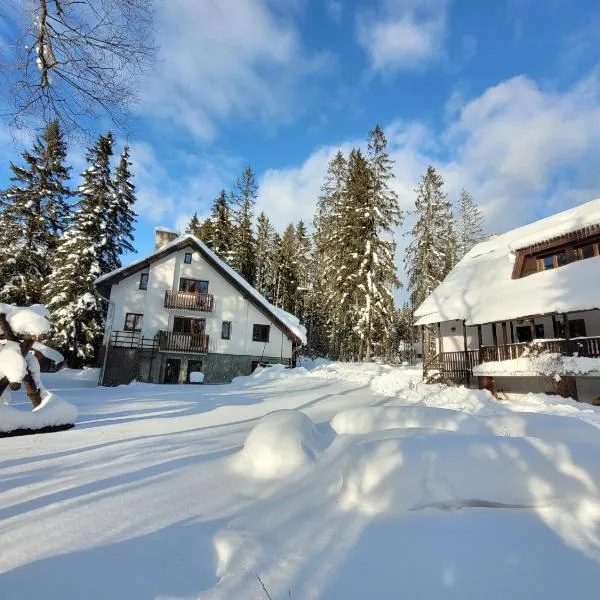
[108,245,293,358]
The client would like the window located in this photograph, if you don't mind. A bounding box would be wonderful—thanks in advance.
[252,324,270,342]
[173,317,205,334]
[221,321,232,340]
[542,255,554,270]
[535,324,545,339]
[139,273,149,290]
[187,360,203,383]
[179,278,209,294]
[569,319,587,338]
[580,245,595,259]
[184,252,193,264]
[124,313,143,331]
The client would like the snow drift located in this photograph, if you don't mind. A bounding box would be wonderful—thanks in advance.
[331,406,486,436]
[232,410,331,479]
[0,391,77,433]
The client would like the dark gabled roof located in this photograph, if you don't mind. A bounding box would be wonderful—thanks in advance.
[95,235,306,345]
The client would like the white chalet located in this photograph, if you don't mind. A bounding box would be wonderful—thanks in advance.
[94,228,306,385]
[415,199,600,403]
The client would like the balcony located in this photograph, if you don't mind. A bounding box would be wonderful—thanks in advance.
[164,290,214,312]
[158,331,209,354]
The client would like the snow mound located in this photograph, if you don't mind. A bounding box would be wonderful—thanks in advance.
[231,365,308,386]
[0,391,77,433]
[300,357,332,371]
[338,431,600,515]
[331,406,486,436]
[233,410,331,479]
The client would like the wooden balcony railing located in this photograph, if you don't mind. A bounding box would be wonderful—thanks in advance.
[164,290,214,312]
[158,331,209,354]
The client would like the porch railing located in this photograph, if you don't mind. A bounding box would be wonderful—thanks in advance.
[434,336,600,381]
[164,290,214,312]
[157,331,209,354]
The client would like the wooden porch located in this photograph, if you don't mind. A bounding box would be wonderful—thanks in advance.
[422,313,600,385]
[164,290,214,312]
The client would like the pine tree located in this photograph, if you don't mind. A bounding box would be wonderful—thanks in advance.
[186,212,202,236]
[456,189,484,258]
[206,189,234,261]
[230,165,257,283]
[272,224,298,313]
[0,120,71,304]
[294,220,312,324]
[254,212,276,299]
[311,150,348,357]
[405,165,456,309]
[43,132,116,366]
[405,166,457,359]
[352,124,402,360]
[106,145,137,272]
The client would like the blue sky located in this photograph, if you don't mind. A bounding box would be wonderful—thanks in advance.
[2,0,600,273]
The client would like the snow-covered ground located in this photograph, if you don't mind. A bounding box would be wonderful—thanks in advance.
[2,363,600,599]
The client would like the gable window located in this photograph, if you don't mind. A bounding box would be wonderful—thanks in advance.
[139,273,149,290]
[179,278,209,294]
[184,252,193,264]
[124,313,143,331]
[221,321,232,340]
[569,319,587,338]
[252,324,270,343]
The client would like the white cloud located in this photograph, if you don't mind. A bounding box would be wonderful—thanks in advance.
[325,0,343,24]
[138,0,327,140]
[356,0,448,72]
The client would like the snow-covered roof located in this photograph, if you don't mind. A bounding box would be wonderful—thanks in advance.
[415,199,600,326]
[95,234,307,345]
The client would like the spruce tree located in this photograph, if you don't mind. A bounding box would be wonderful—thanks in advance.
[456,189,484,258]
[44,132,115,366]
[0,120,71,304]
[205,189,234,261]
[294,220,312,324]
[405,165,457,358]
[272,224,298,312]
[312,150,348,357]
[106,145,137,272]
[230,165,257,283]
[186,212,202,236]
[254,212,276,300]
[353,124,402,360]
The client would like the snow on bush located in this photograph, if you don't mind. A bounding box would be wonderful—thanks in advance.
[338,431,600,515]
[0,303,52,338]
[0,341,28,383]
[233,410,332,479]
[32,341,64,365]
[0,391,77,433]
[331,406,486,436]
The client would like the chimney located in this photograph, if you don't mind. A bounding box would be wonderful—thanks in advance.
[155,226,179,250]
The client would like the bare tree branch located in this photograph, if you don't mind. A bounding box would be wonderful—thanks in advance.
[1,0,157,135]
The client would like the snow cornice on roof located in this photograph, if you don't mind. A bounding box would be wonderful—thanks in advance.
[414,199,600,327]
[95,235,307,345]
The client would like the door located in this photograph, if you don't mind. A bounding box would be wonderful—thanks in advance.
[187,360,203,383]
[164,358,181,384]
